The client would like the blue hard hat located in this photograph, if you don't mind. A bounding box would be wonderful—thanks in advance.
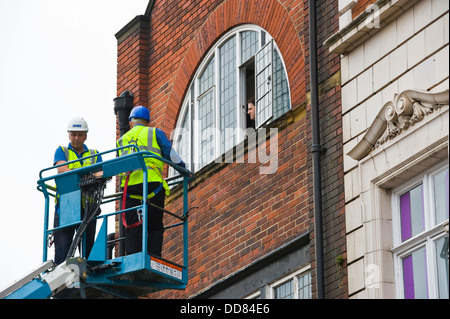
[129,106,150,122]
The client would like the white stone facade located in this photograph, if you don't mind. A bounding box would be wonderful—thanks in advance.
[326,0,449,298]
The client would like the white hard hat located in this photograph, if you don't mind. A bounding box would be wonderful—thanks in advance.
[67,117,89,132]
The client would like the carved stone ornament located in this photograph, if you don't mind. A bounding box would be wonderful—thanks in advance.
[347,89,449,161]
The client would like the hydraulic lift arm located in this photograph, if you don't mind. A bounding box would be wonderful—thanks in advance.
[0,258,87,299]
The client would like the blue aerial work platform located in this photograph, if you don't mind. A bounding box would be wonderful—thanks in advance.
[0,146,192,299]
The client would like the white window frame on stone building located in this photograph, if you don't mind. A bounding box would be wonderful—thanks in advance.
[391,163,449,299]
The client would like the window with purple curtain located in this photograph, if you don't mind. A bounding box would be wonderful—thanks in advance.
[395,165,449,299]
[400,184,425,242]
[402,247,429,299]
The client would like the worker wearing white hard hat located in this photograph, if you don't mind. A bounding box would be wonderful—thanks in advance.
[52,117,103,265]
[67,116,89,132]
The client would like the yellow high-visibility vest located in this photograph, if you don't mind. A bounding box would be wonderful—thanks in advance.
[117,125,170,196]
[60,146,99,169]
[55,146,100,209]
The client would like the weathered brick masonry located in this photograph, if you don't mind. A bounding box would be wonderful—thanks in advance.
[115,0,346,299]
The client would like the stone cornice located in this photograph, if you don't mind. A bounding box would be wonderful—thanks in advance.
[348,89,449,161]
[324,0,420,55]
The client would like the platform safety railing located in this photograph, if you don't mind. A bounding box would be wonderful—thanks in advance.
[37,145,192,293]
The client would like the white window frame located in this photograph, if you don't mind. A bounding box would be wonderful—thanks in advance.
[196,55,217,170]
[391,163,449,299]
[169,94,192,178]
[172,25,291,174]
[255,40,273,128]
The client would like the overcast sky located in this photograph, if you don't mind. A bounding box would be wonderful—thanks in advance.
[0,0,150,290]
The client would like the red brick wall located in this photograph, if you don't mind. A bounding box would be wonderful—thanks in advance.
[157,113,310,298]
[116,16,150,110]
[115,0,346,299]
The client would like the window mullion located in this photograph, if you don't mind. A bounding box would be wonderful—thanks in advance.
[236,31,243,143]
[214,47,220,160]
[188,85,194,172]
[423,173,432,230]
[193,78,200,172]
[426,236,437,299]
[294,275,299,299]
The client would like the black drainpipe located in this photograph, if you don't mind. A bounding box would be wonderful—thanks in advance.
[308,0,325,299]
[113,91,134,256]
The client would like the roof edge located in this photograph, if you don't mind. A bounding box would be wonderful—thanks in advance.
[144,0,156,16]
[115,15,150,45]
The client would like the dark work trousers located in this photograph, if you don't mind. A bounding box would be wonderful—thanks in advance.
[53,206,97,265]
[124,182,165,257]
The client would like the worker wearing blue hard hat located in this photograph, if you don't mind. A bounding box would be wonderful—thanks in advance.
[128,105,150,122]
[117,106,186,257]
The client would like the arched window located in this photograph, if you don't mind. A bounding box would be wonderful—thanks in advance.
[172,25,291,174]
